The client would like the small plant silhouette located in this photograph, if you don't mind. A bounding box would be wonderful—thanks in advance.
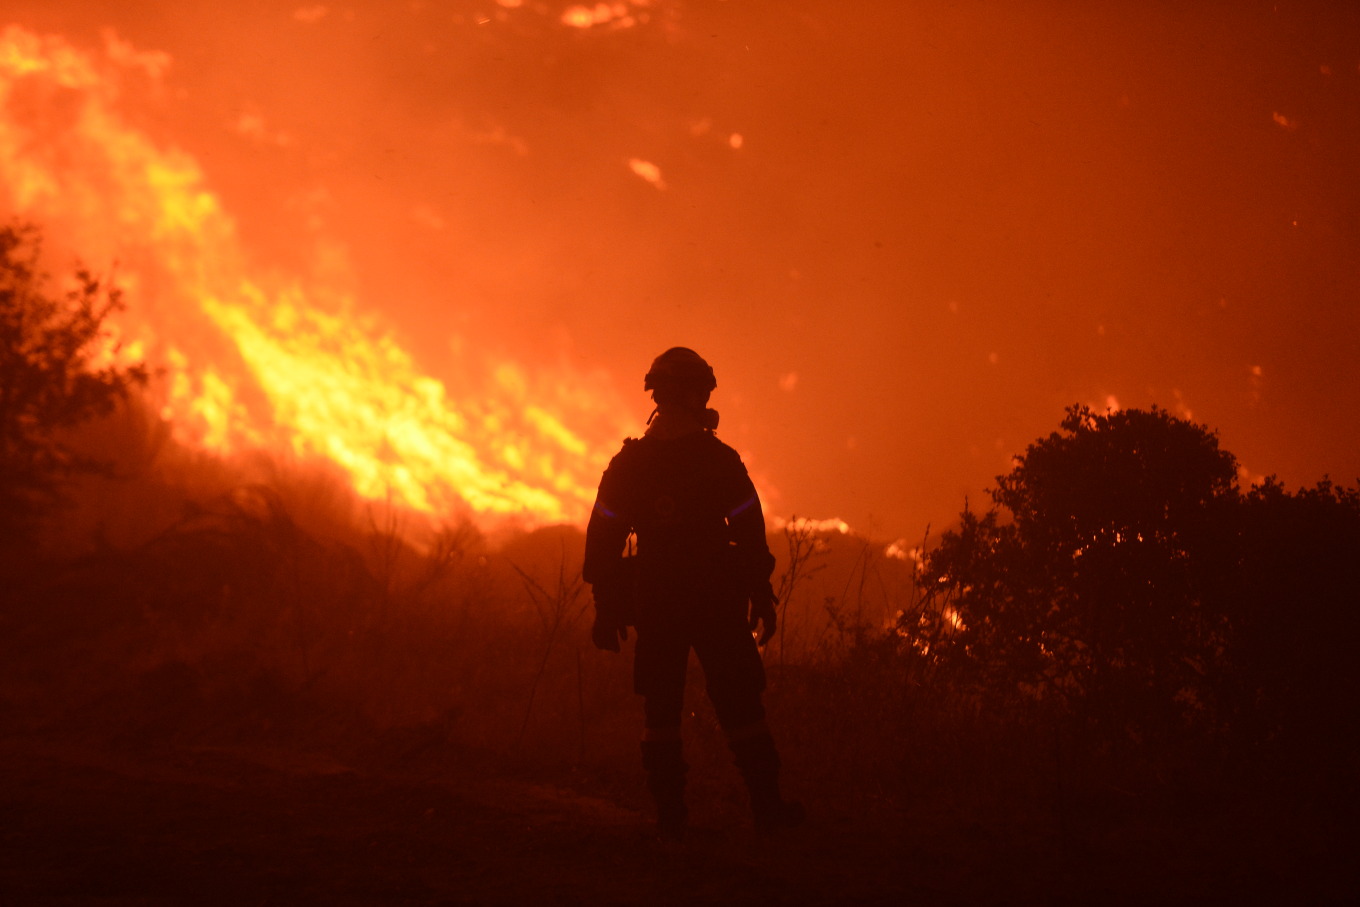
[0,222,147,544]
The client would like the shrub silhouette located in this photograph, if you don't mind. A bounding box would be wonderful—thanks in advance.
[915,406,1237,735]
[913,403,1359,768]
[0,222,147,545]
[1215,476,1360,775]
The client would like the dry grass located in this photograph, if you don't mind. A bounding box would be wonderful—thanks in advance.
[1,453,1350,874]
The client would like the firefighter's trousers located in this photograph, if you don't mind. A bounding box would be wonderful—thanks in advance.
[633,590,766,734]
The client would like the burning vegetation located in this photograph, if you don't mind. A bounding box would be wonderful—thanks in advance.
[0,25,624,531]
[2,12,1359,906]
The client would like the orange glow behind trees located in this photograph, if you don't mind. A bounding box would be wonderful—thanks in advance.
[1,2,1357,542]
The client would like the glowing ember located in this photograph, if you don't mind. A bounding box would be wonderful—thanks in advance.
[562,2,651,30]
[627,158,667,190]
[0,26,624,524]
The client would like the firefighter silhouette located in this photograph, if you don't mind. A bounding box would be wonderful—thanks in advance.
[583,347,804,837]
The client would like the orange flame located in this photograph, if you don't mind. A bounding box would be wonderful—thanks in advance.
[0,26,625,525]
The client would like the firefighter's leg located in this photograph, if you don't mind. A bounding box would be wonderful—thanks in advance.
[695,614,805,832]
[724,719,805,832]
[635,626,691,837]
[639,726,687,837]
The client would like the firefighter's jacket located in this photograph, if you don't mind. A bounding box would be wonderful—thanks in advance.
[583,428,775,628]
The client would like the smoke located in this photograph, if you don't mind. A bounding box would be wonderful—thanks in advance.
[4,1,1358,540]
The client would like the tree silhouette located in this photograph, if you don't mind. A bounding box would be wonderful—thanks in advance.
[1217,476,1360,769]
[915,405,1239,736]
[0,222,147,544]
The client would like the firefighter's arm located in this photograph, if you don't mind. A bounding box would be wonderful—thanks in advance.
[590,607,628,652]
[748,578,779,646]
[584,496,631,652]
[727,483,779,645]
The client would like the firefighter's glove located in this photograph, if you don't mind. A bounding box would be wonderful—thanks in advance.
[590,580,630,652]
[591,614,628,653]
[748,583,779,646]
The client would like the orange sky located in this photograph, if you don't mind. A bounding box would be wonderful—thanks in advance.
[4,0,1358,542]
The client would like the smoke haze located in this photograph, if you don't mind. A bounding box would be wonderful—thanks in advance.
[4,0,1358,539]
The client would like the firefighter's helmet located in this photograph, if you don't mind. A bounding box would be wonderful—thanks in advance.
[644,347,717,394]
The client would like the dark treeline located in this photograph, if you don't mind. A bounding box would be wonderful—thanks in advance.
[901,405,1359,792]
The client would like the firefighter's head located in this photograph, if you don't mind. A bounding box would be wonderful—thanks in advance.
[644,347,718,427]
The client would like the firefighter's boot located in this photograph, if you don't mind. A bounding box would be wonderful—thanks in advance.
[728,724,805,833]
[640,736,688,838]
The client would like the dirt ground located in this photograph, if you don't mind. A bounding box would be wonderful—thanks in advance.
[2,731,1350,907]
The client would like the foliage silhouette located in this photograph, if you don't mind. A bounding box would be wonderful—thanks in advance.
[0,222,147,544]
[915,406,1238,732]
[1215,476,1360,772]
[913,402,1360,778]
